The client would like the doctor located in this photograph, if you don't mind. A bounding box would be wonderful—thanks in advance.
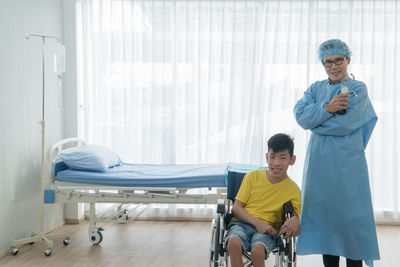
[293,39,380,267]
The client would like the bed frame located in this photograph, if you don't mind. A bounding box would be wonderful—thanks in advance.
[48,138,227,245]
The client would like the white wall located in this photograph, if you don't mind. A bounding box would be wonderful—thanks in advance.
[63,0,78,138]
[0,0,64,253]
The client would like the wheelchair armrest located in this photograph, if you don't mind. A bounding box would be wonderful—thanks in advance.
[216,199,225,214]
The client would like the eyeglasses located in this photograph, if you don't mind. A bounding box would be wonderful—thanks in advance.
[322,57,346,67]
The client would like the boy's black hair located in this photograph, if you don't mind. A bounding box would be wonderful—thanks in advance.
[267,133,294,157]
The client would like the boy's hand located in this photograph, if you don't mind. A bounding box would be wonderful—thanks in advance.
[279,216,300,239]
[254,218,277,236]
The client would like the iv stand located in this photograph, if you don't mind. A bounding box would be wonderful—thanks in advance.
[10,34,70,257]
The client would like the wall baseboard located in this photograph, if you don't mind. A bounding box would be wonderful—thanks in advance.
[376,221,400,226]
[65,217,85,224]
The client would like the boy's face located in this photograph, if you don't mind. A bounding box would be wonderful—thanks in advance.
[266,149,296,180]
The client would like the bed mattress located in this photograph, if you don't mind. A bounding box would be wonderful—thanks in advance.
[55,162,228,188]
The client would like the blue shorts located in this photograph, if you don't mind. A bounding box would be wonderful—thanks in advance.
[224,220,281,253]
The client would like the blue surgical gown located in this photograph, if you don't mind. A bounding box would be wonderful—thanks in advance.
[293,79,380,266]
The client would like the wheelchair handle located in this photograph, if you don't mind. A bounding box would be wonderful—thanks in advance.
[216,199,225,214]
[283,202,293,214]
[283,202,294,221]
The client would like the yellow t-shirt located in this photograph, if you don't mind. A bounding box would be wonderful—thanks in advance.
[235,169,301,231]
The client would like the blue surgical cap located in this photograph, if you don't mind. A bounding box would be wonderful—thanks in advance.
[318,39,352,62]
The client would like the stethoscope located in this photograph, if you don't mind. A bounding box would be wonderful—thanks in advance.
[329,73,358,96]
[333,73,358,115]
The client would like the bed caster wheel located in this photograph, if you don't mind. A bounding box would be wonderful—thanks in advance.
[63,237,70,246]
[44,248,52,257]
[89,231,103,245]
[118,209,129,222]
[11,246,19,256]
[118,214,128,222]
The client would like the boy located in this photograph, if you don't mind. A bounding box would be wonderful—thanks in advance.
[225,133,301,267]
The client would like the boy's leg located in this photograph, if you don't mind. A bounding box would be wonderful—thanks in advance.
[250,231,278,267]
[224,221,252,267]
[346,258,362,267]
[250,243,266,267]
[323,254,339,267]
[227,237,245,267]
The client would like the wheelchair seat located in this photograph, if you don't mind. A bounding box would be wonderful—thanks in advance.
[210,169,297,267]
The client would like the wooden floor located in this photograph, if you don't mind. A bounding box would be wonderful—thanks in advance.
[0,221,398,266]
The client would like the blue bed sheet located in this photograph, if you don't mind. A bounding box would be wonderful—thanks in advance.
[56,162,228,188]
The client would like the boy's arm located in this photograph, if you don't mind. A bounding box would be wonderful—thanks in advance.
[279,189,301,238]
[232,199,277,236]
[279,212,301,238]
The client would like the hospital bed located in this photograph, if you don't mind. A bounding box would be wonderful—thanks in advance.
[48,138,261,245]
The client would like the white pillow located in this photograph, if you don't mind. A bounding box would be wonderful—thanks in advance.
[58,144,121,172]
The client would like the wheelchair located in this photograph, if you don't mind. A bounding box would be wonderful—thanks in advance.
[210,170,297,267]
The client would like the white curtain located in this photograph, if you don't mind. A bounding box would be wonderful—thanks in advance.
[76,0,400,222]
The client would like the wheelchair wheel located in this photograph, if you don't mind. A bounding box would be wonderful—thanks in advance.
[209,219,218,267]
[210,214,225,267]
[285,237,296,267]
[209,219,216,267]
[274,237,296,267]
[291,237,296,267]
[213,214,221,267]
